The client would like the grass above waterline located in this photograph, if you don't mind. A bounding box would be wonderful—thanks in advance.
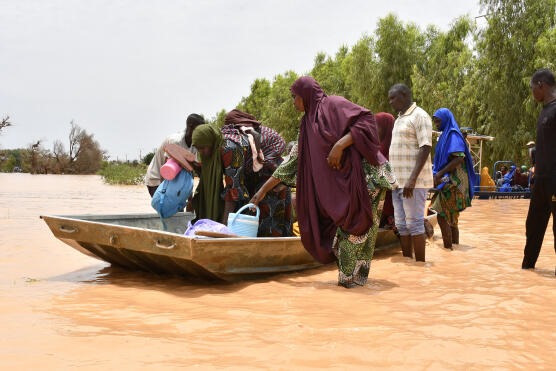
[98,162,147,185]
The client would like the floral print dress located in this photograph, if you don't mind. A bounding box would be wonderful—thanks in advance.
[273,139,396,287]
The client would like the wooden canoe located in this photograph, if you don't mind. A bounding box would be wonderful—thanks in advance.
[40,211,436,281]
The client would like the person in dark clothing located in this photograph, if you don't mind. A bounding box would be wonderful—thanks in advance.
[522,68,556,270]
[526,141,536,167]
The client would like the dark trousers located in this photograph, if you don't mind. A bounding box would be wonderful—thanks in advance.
[522,177,556,268]
[147,185,158,197]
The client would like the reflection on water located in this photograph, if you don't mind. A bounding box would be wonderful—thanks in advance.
[1,174,556,369]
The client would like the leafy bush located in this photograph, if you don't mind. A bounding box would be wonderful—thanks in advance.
[142,152,155,165]
[98,161,147,185]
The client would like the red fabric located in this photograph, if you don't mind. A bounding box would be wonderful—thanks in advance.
[375,112,395,227]
[224,109,261,128]
[376,112,395,160]
[291,76,385,263]
[513,170,529,188]
[221,110,261,147]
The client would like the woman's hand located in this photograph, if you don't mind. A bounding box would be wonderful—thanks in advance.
[327,133,353,170]
[250,176,282,206]
[249,190,266,206]
[327,143,344,170]
[433,173,442,187]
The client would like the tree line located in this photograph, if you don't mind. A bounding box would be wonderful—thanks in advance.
[215,0,556,170]
[1,0,555,175]
[0,120,105,174]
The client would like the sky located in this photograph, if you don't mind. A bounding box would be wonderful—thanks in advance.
[0,0,482,161]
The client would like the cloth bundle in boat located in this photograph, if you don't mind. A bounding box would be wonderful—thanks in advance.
[151,169,194,219]
[184,219,234,237]
[227,203,260,237]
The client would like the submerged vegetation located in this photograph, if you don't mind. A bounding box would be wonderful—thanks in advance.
[98,161,147,185]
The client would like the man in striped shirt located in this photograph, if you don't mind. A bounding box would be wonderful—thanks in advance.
[388,84,434,262]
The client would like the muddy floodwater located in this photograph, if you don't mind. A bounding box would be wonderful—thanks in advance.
[1,173,556,369]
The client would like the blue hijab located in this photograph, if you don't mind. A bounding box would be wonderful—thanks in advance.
[433,108,476,198]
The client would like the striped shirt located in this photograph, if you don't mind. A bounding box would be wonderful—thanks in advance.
[389,103,434,189]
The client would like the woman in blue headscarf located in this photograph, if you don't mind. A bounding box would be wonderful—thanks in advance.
[430,108,476,250]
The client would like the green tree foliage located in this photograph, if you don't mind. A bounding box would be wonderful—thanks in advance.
[412,17,475,121]
[52,139,69,172]
[0,149,25,172]
[344,35,379,109]
[232,71,300,142]
[237,78,272,120]
[62,121,105,174]
[142,151,155,166]
[472,0,556,166]
[535,27,556,71]
[261,71,301,142]
[4,6,556,180]
[207,109,228,129]
[231,6,556,174]
[372,14,427,112]
[72,133,104,174]
[310,47,351,98]
[28,140,51,174]
[1,121,105,174]
[98,161,147,185]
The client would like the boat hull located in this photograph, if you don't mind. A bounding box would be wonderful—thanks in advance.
[40,212,429,281]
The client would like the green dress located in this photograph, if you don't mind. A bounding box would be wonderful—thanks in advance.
[332,161,393,287]
[430,152,472,226]
[273,142,395,287]
[272,140,298,187]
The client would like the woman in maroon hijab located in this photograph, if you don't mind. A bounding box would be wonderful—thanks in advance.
[251,76,396,288]
[376,112,396,229]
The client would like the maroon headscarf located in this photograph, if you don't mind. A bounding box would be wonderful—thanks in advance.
[291,76,385,263]
[222,109,264,161]
[224,109,261,128]
[375,112,395,160]
[375,112,395,227]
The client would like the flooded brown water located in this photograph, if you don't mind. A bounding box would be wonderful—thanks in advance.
[1,173,556,369]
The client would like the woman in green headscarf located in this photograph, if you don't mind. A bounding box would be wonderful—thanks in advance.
[191,124,224,221]
[192,117,293,237]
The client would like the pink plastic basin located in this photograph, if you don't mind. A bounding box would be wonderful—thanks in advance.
[160,157,181,180]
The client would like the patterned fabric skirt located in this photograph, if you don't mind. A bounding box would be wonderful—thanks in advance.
[332,161,392,288]
[430,165,471,226]
[255,185,293,237]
